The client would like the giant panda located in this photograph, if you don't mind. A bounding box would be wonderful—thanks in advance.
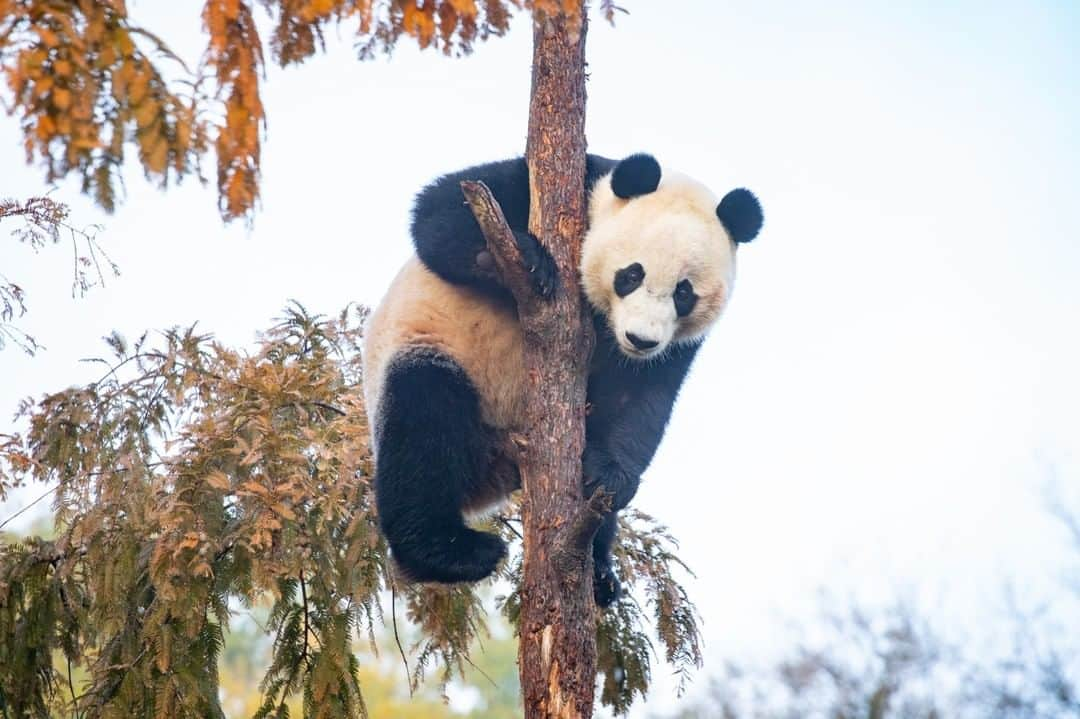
[363,153,762,607]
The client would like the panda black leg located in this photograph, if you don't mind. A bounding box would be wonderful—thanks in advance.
[374,351,506,584]
[592,511,621,608]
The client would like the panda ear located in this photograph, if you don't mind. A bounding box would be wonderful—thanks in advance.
[716,188,763,244]
[611,153,662,199]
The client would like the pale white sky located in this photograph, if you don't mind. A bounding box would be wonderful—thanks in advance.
[2,1,1079,716]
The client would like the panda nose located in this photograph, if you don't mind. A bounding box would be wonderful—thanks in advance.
[625,332,659,350]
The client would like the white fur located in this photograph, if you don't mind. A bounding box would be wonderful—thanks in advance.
[581,169,737,357]
[363,258,525,443]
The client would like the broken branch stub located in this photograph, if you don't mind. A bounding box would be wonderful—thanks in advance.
[460,180,537,313]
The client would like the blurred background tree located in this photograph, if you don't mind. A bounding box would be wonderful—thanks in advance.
[652,498,1080,719]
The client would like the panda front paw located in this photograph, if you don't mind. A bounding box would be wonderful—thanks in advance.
[513,231,559,299]
[593,559,621,608]
[582,447,638,511]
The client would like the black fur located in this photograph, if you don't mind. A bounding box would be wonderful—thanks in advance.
[410,155,617,298]
[583,321,700,601]
[613,262,645,298]
[716,188,764,244]
[374,348,507,583]
[513,230,558,299]
[383,154,709,607]
[674,279,698,317]
[610,153,662,199]
[592,512,621,606]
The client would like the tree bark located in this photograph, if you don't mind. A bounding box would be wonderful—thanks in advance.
[517,6,599,718]
[462,3,598,717]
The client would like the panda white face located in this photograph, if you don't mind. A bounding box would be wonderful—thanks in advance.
[582,156,760,361]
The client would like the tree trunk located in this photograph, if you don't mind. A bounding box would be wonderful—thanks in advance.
[463,3,599,716]
[516,6,600,718]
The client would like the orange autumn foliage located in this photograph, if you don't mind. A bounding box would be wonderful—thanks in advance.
[1,0,206,212]
[203,0,265,219]
[1,1,627,222]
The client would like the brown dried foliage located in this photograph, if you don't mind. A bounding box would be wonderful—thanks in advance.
[0,302,700,717]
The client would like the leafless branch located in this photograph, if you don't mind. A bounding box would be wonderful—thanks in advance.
[0,485,57,531]
[390,581,413,697]
[299,570,313,670]
[459,180,533,310]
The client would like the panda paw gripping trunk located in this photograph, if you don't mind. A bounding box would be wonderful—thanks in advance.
[363,153,762,607]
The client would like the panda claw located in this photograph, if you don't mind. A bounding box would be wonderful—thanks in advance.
[531,257,559,299]
[594,560,621,608]
[390,527,507,584]
[513,231,559,300]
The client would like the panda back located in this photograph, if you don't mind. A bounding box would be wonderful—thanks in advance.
[363,257,525,444]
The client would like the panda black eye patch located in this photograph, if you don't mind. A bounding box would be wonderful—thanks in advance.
[673,279,697,317]
[613,263,645,297]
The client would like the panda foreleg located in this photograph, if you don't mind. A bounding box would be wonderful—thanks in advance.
[582,445,642,512]
[582,446,640,608]
[410,158,558,298]
[591,511,621,607]
[374,350,506,584]
[582,347,700,607]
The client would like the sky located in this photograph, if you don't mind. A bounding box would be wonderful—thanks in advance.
[2,1,1080,715]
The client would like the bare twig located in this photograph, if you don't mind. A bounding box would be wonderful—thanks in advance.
[461,650,499,690]
[299,570,313,670]
[497,516,524,541]
[311,401,346,417]
[1,197,115,354]
[66,654,80,719]
[84,228,107,289]
[390,581,413,697]
[0,485,57,531]
[128,26,194,74]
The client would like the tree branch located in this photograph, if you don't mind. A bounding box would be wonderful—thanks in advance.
[554,489,611,578]
[389,581,413,697]
[299,570,313,670]
[460,179,533,294]
[0,485,57,531]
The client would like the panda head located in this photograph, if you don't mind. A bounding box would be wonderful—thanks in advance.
[581,153,763,360]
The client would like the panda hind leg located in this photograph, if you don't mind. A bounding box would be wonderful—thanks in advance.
[374,350,506,584]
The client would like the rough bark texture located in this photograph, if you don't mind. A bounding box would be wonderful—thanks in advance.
[463,5,598,717]
[518,8,598,718]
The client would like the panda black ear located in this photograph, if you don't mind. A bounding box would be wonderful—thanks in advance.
[611,153,662,199]
[716,188,763,244]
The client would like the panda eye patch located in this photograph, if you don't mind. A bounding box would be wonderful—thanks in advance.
[614,263,645,297]
[674,279,697,317]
